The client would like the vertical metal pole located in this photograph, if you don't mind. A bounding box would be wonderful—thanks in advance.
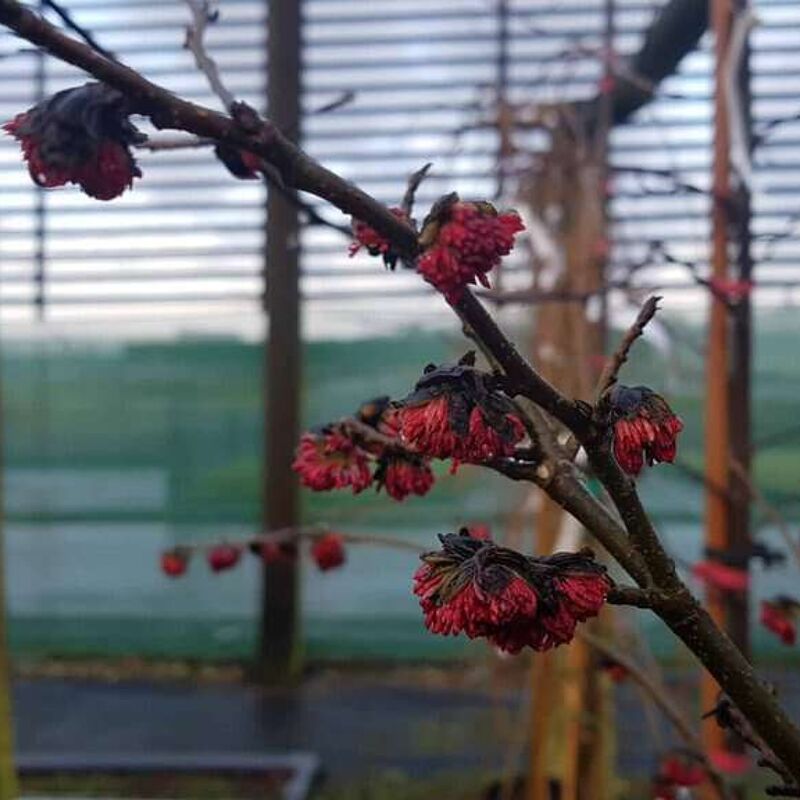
[702,0,734,766]
[258,0,302,683]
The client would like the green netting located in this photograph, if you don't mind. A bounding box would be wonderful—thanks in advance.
[4,312,800,661]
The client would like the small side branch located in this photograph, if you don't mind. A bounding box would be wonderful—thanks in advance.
[607,585,656,609]
[401,162,432,219]
[596,295,661,400]
[183,0,235,112]
[41,0,115,61]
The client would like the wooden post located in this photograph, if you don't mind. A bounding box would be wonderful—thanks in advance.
[257,0,303,683]
[523,117,610,800]
[702,0,738,766]
[703,4,754,792]
[727,0,753,671]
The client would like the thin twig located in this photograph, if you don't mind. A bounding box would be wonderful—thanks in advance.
[311,90,355,115]
[401,162,432,219]
[183,0,235,112]
[177,525,425,555]
[41,0,115,61]
[595,294,661,400]
[137,134,213,151]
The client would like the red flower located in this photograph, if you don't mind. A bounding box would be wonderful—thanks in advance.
[760,597,799,646]
[606,385,683,476]
[467,524,492,541]
[160,548,190,578]
[417,199,524,303]
[207,544,242,573]
[374,455,435,501]
[413,531,611,654]
[4,83,143,200]
[348,207,408,269]
[396,354,525,464]
[397,395,459,458]
[311,533,346,571]
[692,560,749,593]
[660,753,706,787]
[292,430,372,494]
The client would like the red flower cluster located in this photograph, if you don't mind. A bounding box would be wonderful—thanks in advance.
[374,455,435,501]
[160,530,350,578]
[417,198,524,303]
[160,544,246,577]
[207,544,242,573]
[652,752,706,799]
[4,83,143,200]
[606,385,683,476]
[311,533,346,571]
[413,531,612,654]
[760,597,799,646]
[160,548,190,578]
[396,353,526,466]
[292,429,372,494]
[348,207,408,269]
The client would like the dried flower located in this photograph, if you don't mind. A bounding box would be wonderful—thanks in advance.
[760,597,799,646]
[606,385,683,476]
[311,533,346,571]
[374,454,435,501]
[413,531,611,653]
[207,544,242,573]
[160,547,190,578]
[348,207,409,269]
[293,429,372,494]
[4,82,144,200]
[417,197,524,302]
[396,353,525,464]
[692,560,749,593]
